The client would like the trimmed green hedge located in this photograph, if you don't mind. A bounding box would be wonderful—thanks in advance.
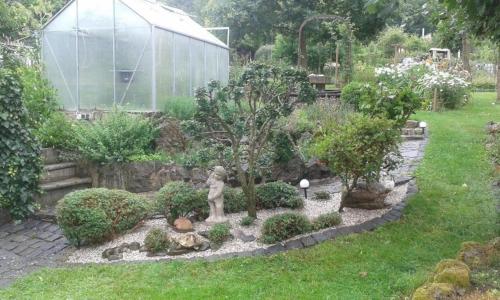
[256,181,303,209]
[57,188,148,246]
[261,213,311,244]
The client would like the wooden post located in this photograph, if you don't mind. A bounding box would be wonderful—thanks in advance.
[335,45,339,88]
[432,88,438,112]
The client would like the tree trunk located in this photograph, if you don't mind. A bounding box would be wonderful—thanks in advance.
[461,32,471,75]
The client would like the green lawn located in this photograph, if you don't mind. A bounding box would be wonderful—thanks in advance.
[1,93,499,300]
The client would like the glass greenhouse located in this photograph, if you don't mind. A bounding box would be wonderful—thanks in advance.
[42,0,229,112]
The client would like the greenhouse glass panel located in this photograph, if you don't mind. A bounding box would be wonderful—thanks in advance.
[173,33,190,97]
[155,29,174,111]
[205,43,218,83]
[190,39,205,94]
[43,31,77,110]
[77,0,113,29]
[45,1,76,31]
[218,47,229,84]
[78,29,114,109]
[115,27,152,111]
[115,0,149,29]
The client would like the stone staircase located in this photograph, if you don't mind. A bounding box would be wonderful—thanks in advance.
[37,149,92,219]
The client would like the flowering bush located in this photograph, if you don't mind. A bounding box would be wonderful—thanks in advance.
[418,69,470,109]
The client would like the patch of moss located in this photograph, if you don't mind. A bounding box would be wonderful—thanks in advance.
[433,259,470,288]
[412,283,456,300]
[457,240,499,269]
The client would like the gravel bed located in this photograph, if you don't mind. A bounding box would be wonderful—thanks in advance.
[67,183,408,264]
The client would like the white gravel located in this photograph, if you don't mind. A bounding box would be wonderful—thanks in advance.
[66,183,408,264]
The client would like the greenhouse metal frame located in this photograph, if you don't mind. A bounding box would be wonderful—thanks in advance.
[42,0,230,112]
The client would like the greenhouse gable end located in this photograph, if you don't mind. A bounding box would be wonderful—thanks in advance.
[42,0,229,112]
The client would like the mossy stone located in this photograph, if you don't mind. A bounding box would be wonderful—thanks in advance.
[412,283,456,300]
[457,241,498,269]
[433,259,470,288]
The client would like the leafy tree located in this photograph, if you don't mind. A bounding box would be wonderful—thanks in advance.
[186,63,316,217]
[311,114,400,212]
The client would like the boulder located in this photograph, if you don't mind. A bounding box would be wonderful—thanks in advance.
[412,283,457,300]
[170,233,210,251]
[232,229,256,243]
[457,239,500,269]
[272,155,305,185]
[304,159,332,180]
[343,182,389,210]
[173,217,194,233]
[433,259,470,288]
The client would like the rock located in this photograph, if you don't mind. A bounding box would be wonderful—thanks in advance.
[139,245,148,252]
[173,217,194,233]
[128,242,140,251]
[406,120,419,128]
[412,283,457,300]
[102,248,117,259]
[457,239,499,269]
[433,259,470,288]
[486,121,499,135]
[197,230,209,238]
[107,253,123,261]
[116,243,130,253]
[343,182,389,210]
[210,242,222,251]
[170,233,209,250]
[232,229,256,243]
[166,248,191,256]
[304,158,331,181]
[272,155,306,184]
[191,168,209,186]
[196,241,210,251]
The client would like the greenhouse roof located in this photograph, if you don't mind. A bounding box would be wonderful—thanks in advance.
[43,0,228,49]
[121,0,228,48]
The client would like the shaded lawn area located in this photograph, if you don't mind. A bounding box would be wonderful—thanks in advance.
[1,93,499,299]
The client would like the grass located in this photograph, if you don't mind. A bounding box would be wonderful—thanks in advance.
[1,93,499,299]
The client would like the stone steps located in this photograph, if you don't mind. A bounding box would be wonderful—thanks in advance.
[41,162,77,183]
[38,177,92,209]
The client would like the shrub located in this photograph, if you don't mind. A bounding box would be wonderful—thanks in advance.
[74,110,158,164]
[144,228,170,253]
[256,181,304,209]
[312,212,342,230]
[311,114,401,212]
[56,188,148,246]
[240,216,255,226]
[34,112,75,149]
[0,62,43,220]
[313,191,331,201]
[208,223,231,245]
[261,213,311,244]
[341,82,377,110]
[156,181,206,223]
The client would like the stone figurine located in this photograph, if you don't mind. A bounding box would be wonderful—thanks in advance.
[205,166,227,224]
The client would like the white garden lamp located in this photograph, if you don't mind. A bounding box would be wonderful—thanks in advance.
[300,179,310,199]
[419,121,427,134]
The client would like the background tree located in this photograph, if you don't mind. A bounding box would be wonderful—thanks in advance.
[186,63,316,217]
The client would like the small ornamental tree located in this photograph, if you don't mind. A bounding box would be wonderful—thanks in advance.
[311,114,401,212]
[0,54,43,220]
[186,63,316,217]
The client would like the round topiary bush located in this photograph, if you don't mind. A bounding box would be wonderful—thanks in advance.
[144,228,170,253]
[261,213,311,244]
[156,181,206,223]
[256,181,303,209]
[57,188,149,246]
[312,212,342,230]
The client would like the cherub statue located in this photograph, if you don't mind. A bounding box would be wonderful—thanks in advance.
[205,166,227,224]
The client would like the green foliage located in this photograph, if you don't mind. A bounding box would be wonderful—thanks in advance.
[312,212,342,230]
[311,114,401,200]
[240,216,255,226]
[128,152,172,163]
[360,87,422,127]
[472,73,496,90]
[208,223,231,245]
[162,97,197,121]
[74,111,158,164]
[341,82,377,110]
[144,228,170,253]
[438,87,470,109]
[34,112,75,149]
[272,131,295,164]
[256,181,303,209]
[255,44,274,62]
[261,213,311,244]
[196,187,247,215]
[313,191,331,201]
[156,181,206,223]
[18,66,57,129]
[376,27,409,58]
[56,188,149,246]
[0,60,43,220]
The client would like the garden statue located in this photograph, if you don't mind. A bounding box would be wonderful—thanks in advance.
[205,166,227,224]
